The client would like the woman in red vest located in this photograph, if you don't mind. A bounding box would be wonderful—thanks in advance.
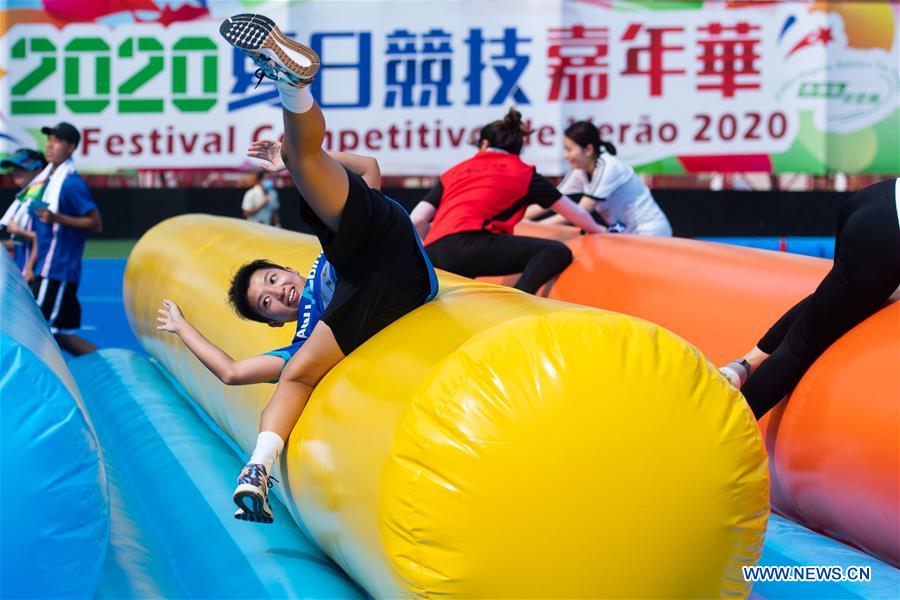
[410,109,602,294]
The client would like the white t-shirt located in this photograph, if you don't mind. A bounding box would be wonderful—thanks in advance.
[242,185,280,225]
[558,154,672,236]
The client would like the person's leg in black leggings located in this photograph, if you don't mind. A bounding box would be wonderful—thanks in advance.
[514,236,573,293]
[426,232,573,294]
[722,194,848,385]
[742,180,900,418]
[755,199,850,354]
[756,296,811,354]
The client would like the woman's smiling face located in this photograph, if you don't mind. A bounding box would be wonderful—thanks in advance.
[563,136,596,171]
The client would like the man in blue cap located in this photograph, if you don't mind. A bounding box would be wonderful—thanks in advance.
[28,121,103,356]
[1,148,47,280]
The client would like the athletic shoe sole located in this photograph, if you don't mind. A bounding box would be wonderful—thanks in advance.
[233,484,274,524]
[219,13,319,85]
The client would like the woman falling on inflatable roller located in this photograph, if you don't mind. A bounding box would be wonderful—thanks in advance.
[157,13,438,524]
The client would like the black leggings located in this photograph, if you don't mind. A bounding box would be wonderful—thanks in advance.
[425,231,573,294]
[743,179,900,418]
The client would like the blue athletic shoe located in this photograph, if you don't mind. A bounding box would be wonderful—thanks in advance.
[233,463,276,524]
[219,13,319,87]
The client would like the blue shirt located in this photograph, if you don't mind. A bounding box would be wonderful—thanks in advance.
[264,253,337,379]
[10,208,33,273]
[34,172,97,283]
[12,240,28,272]
[3,177,47,272]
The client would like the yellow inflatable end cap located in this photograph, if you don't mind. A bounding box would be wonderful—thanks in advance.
[305,309,769,598]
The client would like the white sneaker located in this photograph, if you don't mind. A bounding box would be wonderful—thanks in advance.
[219,13,319,87]
[719,359,751,389]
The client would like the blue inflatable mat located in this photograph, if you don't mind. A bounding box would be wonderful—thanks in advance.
[69,349,364,599]
[753,514,899,599]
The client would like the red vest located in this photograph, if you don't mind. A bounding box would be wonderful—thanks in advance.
[424,151,535,245]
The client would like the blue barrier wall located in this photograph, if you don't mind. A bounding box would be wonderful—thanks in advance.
[698,237,836,259]
[0,253,108,599]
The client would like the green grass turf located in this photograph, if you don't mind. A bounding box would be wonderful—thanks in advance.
[84,239,137,259]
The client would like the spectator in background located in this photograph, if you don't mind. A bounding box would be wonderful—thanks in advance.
[30,122,103,356]
[0,149,47,281]
[242,169,281,227]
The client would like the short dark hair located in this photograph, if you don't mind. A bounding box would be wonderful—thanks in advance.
[228,259,283,322]
[255,169,268,182]
[478,107,532,155]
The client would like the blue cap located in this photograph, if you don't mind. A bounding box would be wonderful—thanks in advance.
[1,148,46,172]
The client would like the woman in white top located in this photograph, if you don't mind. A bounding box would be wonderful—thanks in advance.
[532,121,672,236]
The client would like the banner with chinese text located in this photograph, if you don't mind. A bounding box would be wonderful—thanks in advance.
[1,0,897,176]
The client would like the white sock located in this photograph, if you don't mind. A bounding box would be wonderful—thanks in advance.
[719,360,750,389]
[277,78,313,114]
[249,431,284,474]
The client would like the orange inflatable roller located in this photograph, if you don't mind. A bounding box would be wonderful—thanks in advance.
[494,225,899,567]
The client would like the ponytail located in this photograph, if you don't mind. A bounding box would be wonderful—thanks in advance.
[479,107,533,155]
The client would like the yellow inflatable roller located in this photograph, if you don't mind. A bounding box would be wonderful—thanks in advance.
[125,215,768,598]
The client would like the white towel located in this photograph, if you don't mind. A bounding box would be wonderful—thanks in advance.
[0,198,28,230]
[41,158,75,214]
[0,159,74,230]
